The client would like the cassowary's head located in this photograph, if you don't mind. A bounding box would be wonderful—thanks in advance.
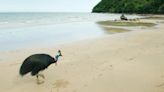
[54,50,62,64]
[58,50,62,57]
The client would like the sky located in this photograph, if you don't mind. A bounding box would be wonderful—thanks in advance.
[0,0,101,12]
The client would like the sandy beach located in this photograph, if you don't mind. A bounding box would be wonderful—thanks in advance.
[0,16,164,92]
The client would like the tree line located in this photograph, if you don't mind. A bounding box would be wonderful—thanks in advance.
[92,0,164,14]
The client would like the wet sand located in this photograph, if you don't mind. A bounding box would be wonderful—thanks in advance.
[0,16,164,92]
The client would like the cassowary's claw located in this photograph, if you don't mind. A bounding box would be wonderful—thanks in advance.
[39,74,45,79]
[36,79,44,85]
[36,74,45,84]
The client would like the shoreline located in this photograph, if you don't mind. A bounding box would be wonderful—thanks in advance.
[0,14,157,52]
[0,15,163,62]
[0,16,164,92]
[0,13,148,52]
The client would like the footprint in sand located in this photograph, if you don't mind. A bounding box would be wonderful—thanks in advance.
[109,64,113,69]
[129,58,134,60]
[128,57,136,62]
[160,74,164,78]
[98,73,103,77]
[52,79,70,92]
[83,84,88,87]
[156,83,164,88]
[156,75,164,88]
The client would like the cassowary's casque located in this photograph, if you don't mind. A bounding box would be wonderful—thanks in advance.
[19,50,62,83]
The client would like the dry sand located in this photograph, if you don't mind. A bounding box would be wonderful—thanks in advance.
[0,17,164,92]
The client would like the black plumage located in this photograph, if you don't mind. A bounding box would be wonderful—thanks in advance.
[19,50,62,77]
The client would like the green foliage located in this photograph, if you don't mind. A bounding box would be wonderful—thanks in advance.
[158,4,164,13]
[92,0,164,14]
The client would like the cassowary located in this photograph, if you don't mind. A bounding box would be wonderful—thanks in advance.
[19,50,62,83]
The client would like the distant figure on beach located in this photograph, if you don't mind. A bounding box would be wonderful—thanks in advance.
[19,50,62,84]
[120,14,128,21]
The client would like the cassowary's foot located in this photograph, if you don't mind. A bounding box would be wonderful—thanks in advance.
[36,79,44,84]
[38,74,45,79]
[36,74,45,84]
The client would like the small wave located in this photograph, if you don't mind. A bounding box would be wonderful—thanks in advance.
[0,13,142,29]
[0,21,9,25]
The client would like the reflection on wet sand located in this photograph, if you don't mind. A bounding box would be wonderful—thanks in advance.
[100,27,130,34]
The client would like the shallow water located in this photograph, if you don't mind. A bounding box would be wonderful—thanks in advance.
[0,22,105,51]
[0,13,142,51]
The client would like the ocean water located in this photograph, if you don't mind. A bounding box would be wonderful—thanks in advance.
[0,13,141,51]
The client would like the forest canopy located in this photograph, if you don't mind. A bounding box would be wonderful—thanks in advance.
[92,0,164,14]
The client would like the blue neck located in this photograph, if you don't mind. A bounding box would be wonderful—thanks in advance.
[55,55,60,62]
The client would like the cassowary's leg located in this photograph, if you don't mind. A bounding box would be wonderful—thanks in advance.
[36,74,40,82]
[36,74,39,81]
[36,74,39,79]
[36,74,44,84]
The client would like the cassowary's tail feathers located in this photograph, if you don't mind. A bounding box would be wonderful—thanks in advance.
[19,59,35,76]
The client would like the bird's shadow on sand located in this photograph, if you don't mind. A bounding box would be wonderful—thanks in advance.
[36,80,44,85]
